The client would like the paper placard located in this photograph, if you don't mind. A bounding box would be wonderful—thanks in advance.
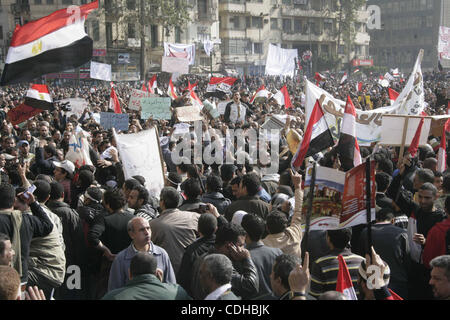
[128,89,154,111]
[173,123,190,135]
[90,61,112,81]
[100,112,129,131]
[58,98,89,119]
[141,97,172,120]
[161,56,190,74]
[380,115,431,146]
[176,106,203,122]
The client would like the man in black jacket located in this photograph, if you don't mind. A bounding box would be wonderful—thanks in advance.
[201,175,231,215]
[127,185,158,221]
[0,184,53,284]
[189,222,259,300]
[47,182,88,299]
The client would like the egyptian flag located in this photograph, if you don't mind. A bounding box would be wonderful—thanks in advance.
[291,100,334,169]
[186,81,202,109]
[314,72,326,85]
[388,88,399,105]
[408,117,425,158]
[337,96,362,169]
[1,0,98,86]
[167,78,178,100]
[356,82,363,92]
[340,72,348,85]
[141,83,147,92]
[353,68,360,74]
[109,83,122,114]
[148,75,157,94]
[7,84,54,125]
[250,85,270,103]
[437,126,447,172]
[273,85,292,109]
[336,255,358,300]
[206,77,237,99]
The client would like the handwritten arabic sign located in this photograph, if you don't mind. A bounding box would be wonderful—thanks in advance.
[141,97,172,120]
[100,112,129,131]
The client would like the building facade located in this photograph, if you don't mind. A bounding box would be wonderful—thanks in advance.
[368,0,450,72]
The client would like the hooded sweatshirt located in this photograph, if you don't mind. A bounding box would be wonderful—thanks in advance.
[422,216,450,269]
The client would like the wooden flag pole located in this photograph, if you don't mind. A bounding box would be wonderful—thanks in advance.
[397,117,410,168]
[365,157,372,252]
[302,161,316,262]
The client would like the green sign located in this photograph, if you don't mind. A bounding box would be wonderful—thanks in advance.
[140,97,172,120]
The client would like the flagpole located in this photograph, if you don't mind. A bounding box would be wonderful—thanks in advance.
[302,161,316,262]
[365,157,372,252]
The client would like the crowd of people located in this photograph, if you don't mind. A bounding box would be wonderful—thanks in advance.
[0,67,449,301]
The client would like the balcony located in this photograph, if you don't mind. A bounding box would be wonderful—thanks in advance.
[281,31,335,42]
[281,6,337,18]
[220,29,247,39]
[198,7,219,22]
[219,2,246,13]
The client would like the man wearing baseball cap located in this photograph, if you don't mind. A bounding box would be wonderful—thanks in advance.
[53,160,75,205]
[17,140,34,166]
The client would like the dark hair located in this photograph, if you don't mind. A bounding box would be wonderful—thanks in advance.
[220,164,236,182]
[198,213,218,238]
[279,170,292,187]
[183,178,202,200]
[273,254,301,290]
[416,169,435,185]
[442,173,450,192]
[0,233,10,257]
[375,172,391,193]
[230,175,242,186]
[0,184,16,209]
[376,208,395,222]
[132,175,145,186]
[103,188,126,211]
[49,182,64,201]
[160,187,180,209]
[277,185,294,197]
[34,180,51,202]
[132,185,149,205]
[327,228,352,249]
[241,214,266,242]
[419,182,438,196]
[266,211,288,234]
[124,178,140,191]
[423,157,437,171]
[206,175,223,193]
[376,157,393,176]
[241,173,261,197]
[78,170,95,189]
[215,223,246,248]
[44,145,57,157]
[167,172,182,185]
[129,252,157,277]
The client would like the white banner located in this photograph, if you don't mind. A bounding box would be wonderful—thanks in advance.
[65,128,93,167]
[438,26,450,60]
[265,44,298,77]
[306,50,425,145]
[114,128,165,199]
[90,61,112,81]
[58,98,89,119]
[161,56,190,74]
[163,42,196,65]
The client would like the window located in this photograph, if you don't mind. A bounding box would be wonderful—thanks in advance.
[127,0,136,10]
[106,22,112,47]
[46,0,53,3]
[294,19,302,32]
[282,19,292,32]
[252,17,263,29]
[324,19,333,33]
[253,42,263,54]
[151,25,158,48]
[175,27,181,43]
[224,39,250,55]
[271,18,278,30]
[92,20,99,41]
[34,0,42,4]
[246,16,251,28]
[230,16,240,29]
[62,0,72,4]
[0,26,3,40]
[427,0,433,9]
[128,23,136,39]
[198,0,207,14]
[282,0,292,4]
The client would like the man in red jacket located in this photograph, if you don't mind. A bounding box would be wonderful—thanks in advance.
[423,197,450,269]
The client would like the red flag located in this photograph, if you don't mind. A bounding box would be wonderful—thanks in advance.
[250,85,269,103]
[314,72,325,85]
[141,83,147,92]
[167,78,178,100]
[356,82,363,92]
[437,126,447,172]
[148,74,157,94]
[388,88,399,105]
[109,83,121,114]
[388,289,403,300]
[408,117,425,158]
[280,85,292,109]
[336,255,358,300]
[291,100,334,169]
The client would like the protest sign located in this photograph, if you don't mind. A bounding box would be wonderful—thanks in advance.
[305,50,425,145]
[65,128,93,167]
[340,161,376,228]
[100,112,129,131]
[128,89,152,111]
[175,106,203,122]
[161,56,189,74]
[173,122,190,135]
[141,97,171,120]
[90,61,112,81]
[58,98,89,119]
[261,116,285,131]
[114,128,165,199]
[302,166,346,231]
[380,115,431,147]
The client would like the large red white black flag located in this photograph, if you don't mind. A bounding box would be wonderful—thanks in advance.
[1,0,98,85]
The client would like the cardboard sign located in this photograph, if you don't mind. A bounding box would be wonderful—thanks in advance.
[58,98,89,119]
[141,97,172,120]
[380,115,431,146]
[340,161,376,228]
[161,56,190,75]
[128,89,153,111]
[176,106,203,122]
[100,112,129,131]
[173,123,190,135]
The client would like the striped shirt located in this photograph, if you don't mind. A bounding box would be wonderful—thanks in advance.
[309,248,364,298]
